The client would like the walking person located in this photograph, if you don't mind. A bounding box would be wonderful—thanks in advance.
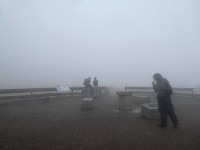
[152,73,178,128]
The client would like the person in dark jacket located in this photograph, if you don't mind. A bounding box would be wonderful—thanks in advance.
[93,77,99,97]
[83,77,93,97]
[93,77,98,87]
[152,73,178,128]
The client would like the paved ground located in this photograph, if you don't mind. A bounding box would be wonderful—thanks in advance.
[0,95,200,150]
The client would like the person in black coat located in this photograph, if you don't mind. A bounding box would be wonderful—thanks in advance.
[83,77,93,97]
[93,77,98,87]
[152,73,178,128]
[93,77,99,97]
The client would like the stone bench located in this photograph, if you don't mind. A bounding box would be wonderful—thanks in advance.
[132,95,150,105]
[141,103,159,119]
[81,98,94,110]
[116,91,133,110]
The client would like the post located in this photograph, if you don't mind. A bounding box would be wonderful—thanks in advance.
[192,89,194,98]
[30,90,33,99]
[71,90,74,97]
[116,91,133,111]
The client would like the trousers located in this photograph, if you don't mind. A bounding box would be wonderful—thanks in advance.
[157,96,178,126]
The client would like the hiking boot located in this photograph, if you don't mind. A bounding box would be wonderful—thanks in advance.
[174,124,178,128]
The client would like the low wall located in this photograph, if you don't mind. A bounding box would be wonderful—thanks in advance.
[0,86,109,101]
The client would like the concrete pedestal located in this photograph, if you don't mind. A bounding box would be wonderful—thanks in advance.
[81,98,94,110]
[116,91,133,111]
[141,103,159,119]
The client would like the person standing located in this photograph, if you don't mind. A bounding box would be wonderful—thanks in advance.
[152,73,178,128]
[83,78,88,87]
[93,77,98,87]
[83,77,93,97]
[93,77,99,97]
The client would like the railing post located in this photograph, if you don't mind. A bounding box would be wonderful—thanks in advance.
[71,90,74,97]
[56,91,58,98]
[30,89,33,99]
[192,89,194,98]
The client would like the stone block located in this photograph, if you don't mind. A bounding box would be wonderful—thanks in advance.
[133,96,150,105]
[141,103,159,119]
[81,98,94,110]
[116,91,133,110]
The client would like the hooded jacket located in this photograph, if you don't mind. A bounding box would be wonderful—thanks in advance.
[153,78,173,97]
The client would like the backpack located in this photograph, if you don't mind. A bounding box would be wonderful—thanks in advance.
[165,82,173,96]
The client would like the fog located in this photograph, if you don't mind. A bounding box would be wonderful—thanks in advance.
[0,0,200,89]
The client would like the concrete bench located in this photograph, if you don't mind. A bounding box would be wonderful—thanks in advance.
[81,98,94,110]
[116,91,133,111]
[132,95,150,105]
[141,103,159,119]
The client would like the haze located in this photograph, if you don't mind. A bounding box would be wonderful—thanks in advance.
[0,0,200,89]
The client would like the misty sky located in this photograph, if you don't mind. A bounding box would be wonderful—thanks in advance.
[0,0,200,88]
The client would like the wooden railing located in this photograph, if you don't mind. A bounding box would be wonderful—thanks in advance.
[0,86,109,101]
[125,86,194,97]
